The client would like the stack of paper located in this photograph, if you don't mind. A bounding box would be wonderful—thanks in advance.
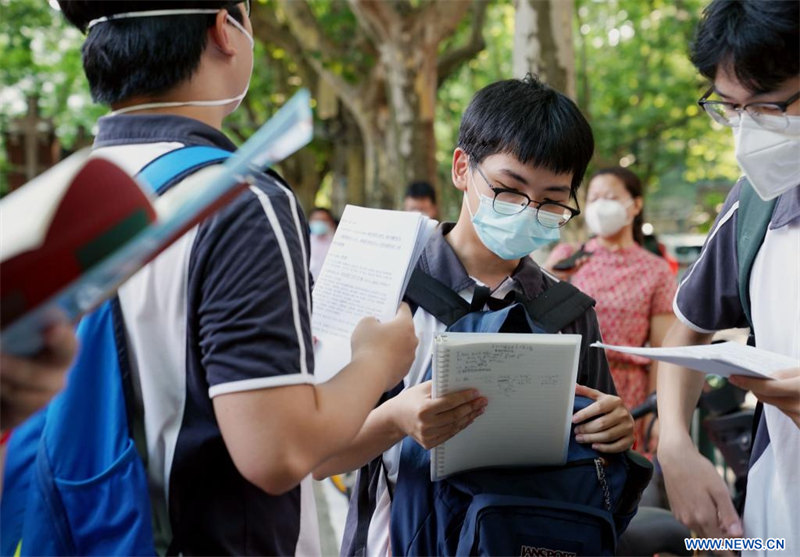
[311,205,436,382]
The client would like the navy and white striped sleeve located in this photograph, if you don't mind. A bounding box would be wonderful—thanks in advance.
[188,172,315,398]
[674,180,749,333]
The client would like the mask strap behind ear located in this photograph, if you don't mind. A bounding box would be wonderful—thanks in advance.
[87,9,220,30]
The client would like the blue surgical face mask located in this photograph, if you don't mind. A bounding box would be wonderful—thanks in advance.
[465,182,560,260]
[309,220,332,236]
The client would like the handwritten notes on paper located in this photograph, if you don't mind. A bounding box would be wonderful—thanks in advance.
[431,332,582,480]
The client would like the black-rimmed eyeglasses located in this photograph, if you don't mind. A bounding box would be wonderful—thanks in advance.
[474,165,580,229]
[697,86,800,131]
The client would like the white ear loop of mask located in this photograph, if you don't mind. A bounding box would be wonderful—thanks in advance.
[89,9,255,116]
[88,9,218,30]
[87,9,254,48]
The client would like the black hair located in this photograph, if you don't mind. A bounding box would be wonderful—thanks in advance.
[457,74,594,196]
[590,166,645,245]
[404,181,437,204]
[58,1,245,104]
[690,0,799,93]
[309,207,337,226]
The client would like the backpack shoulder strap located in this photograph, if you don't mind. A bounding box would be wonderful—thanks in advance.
[736,178,776,329]
[137,145,232,195]
[404,268,594,333]
[518,280,596,333]
[403,268,471,326]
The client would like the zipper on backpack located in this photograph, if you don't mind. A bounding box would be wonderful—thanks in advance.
[594,458,612,511]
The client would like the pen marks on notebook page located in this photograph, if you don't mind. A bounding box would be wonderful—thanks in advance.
[451,343,563,395]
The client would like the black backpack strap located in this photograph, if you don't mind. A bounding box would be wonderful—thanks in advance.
[405,268,594,332]
[346,381,404,557]
[518,280,596,333]
[736,178,776,332]
[110,297,147,467]
[403,268,471,327]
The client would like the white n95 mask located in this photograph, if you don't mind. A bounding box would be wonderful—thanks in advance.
[734,113,800,201]
[584,199,631,237]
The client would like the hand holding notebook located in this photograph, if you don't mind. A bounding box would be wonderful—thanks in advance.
[430,332,582,481]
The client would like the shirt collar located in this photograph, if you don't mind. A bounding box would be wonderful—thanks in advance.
[93,114,237,151]
[771,184,800,229]
[417,222,549,299]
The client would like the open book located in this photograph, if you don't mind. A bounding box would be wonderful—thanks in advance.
[591,341,799,379]
[1,89,313,355]
[430,332,582,481]
[311,205,436,383]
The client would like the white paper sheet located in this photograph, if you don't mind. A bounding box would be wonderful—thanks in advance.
[311,205,435,383]
[591,341,799,379]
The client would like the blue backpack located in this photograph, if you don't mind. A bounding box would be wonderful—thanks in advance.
[0,146,231,556]
[354,270,652,556]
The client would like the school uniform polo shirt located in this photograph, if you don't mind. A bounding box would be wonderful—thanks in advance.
[344,222,616,557]
[92,114,319,556]
[674,179,800,555]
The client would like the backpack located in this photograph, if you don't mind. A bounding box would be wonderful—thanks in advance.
[345,270,653,557]
[0,146,231,557]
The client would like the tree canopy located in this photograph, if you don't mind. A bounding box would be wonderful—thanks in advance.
[0,0,741,233]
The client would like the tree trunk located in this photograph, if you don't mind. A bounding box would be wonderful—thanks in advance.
[378,36,438,208]
[513,0,575,99]
[261,0,483,209]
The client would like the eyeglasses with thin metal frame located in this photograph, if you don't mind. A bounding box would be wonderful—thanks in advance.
[473,165,580,228]
[697,86,800,131]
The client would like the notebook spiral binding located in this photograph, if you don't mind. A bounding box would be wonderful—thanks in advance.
[433,334,451,478]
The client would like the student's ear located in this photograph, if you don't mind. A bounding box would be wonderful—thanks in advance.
[209,9,237,56]
[451,148,471,193]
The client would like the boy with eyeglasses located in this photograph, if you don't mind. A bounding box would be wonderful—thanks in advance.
[657,1,799,553]
[315,75,635,557]
[9,2,418,554]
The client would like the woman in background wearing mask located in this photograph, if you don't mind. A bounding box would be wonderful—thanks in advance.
[308,207,338,280]
[545,167,676,455]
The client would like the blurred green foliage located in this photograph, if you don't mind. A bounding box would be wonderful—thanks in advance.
[0,0,742,232]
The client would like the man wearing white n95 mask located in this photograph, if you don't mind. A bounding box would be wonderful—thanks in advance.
[657,2,799,555]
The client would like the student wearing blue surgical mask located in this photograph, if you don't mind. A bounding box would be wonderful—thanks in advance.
[308,207,338,280]
[316,75,635,557]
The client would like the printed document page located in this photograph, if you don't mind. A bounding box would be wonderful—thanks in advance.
[591,341,799,378]
[312,205,435,383]
[431,332,582,481]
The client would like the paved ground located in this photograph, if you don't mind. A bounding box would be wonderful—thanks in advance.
[314,479,350,556]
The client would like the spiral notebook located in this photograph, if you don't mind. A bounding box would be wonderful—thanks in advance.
[430,332,581,481]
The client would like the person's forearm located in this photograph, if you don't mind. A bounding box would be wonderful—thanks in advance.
[657,322,714,443]
[313,400,404,479]
[215,358,398,495]
[649,362,659,394]
[306,356,398,461]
